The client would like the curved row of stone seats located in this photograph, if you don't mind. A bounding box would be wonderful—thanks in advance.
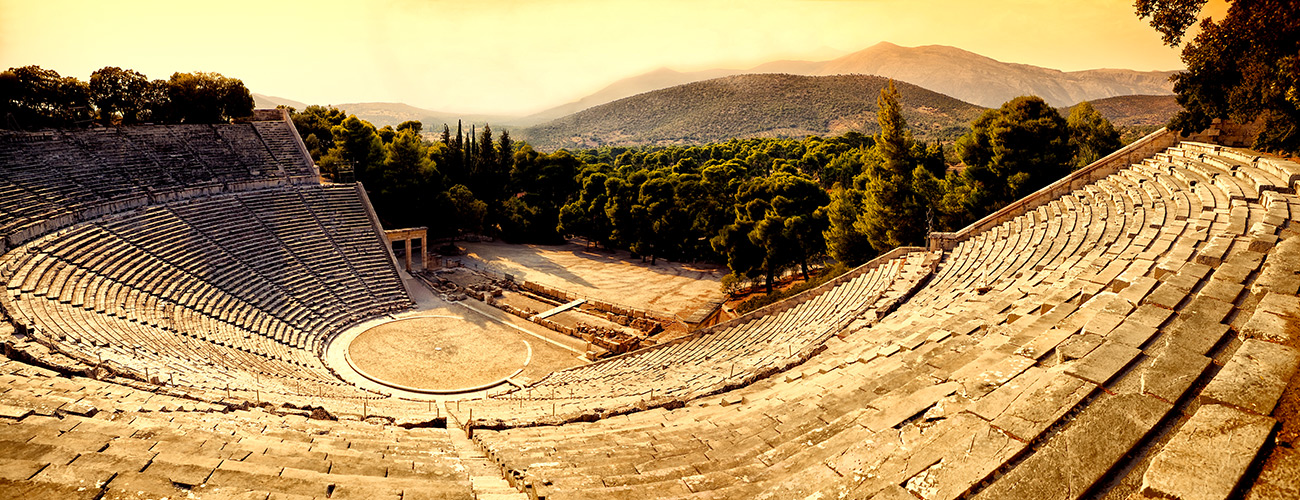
[0,119,317,252]
[251,121,319,179]
[0,184,412,409]
[463,142,1300,500]
[0,357,475,500]
[458,250,938,427]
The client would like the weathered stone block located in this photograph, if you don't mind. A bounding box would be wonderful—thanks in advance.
[1201,339,1300,415]
[1164,321,1232,357]
[1141,404,1276,500]
[989,369,1095,442]
[977,393,1171,500]
[1129,304,1174,329]
[1257,292,1300,318]
[1108,322,1159,348]
[858,382,959,432]
[1141,343,1212,404]
[1199,279,1245,304]
[1239,308,1299,344]
[1066,341,1143,386]
[1057,333,1104,362]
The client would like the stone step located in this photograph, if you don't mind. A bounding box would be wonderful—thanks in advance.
[975,392,1173,500]
[1140,404,1277,500]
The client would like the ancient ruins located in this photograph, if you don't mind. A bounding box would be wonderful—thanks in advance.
[0,112,1295,499]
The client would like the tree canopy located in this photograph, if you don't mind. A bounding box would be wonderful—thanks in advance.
[1136,0,1300,152]
[1,65,253,129]
[1067,101,1123,168]
[285,88,1121,297]
[955,96,1072,214]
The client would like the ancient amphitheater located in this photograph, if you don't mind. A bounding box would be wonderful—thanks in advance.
[0,111,1296,500]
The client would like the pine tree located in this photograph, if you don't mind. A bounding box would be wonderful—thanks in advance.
[497,129,514,170]
[1067,101,1122,168]
[478,124,495,166]
[453,120,464,171]
[874,80,912,177]
[855,80,927,252]
[822,185,874,266]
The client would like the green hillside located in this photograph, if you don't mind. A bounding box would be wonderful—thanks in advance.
[1073,94,1181,127]
[519,74,985,150]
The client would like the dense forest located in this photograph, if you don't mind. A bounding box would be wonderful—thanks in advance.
[289,80,1123,297]
[1,66,254,128]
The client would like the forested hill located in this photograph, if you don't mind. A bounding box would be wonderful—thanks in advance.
[1070,94,1181,127]
[518,74,985,150]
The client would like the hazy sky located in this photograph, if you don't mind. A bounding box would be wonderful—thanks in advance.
[0,0,1226,116]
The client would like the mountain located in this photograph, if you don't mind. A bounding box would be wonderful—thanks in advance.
[252,94,517,130]
[252,93,308,111]
[324,102,516,131]
[517,68,736,126]
[785,43,1177,108]
[518,74,985,150]
[1067,94,1181,127]
[523,42,1177,120]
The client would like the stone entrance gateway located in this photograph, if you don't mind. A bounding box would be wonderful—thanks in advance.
[385,227,428,271]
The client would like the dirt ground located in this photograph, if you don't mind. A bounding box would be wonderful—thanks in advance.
[453,240,727,322]
[348,315,537,391]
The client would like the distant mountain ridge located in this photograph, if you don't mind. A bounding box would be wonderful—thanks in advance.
[253,42,1179,141]
[252,94,506,131]
[518,74,985,150]
[520,42,1177,124]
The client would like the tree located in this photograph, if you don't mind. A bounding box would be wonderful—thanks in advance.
[855,80,929,252]
[373,129,443,228]
[558,171,613,247]
[290,105,348,161]
[956,96,1072,215]
[631,176,677,263]
[163,72,254,123]
[326,115,385,182]
[716,171,828,292]
[821,185,874,266]
[1136,0,1300,152]
[447,184,487,235]
[497,129,515,171]
[1067,101,1122,168]
[396,120,422,134]
[0,66,91,128]
[88,67,163,125]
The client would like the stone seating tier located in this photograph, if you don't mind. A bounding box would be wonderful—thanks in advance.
[0,357,474,499]
[1,138,1298,500]
[0,121,318,251]
[0,184,412,411]
[456,142,1300,500]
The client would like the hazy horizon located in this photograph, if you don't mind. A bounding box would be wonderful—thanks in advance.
[1,0,1226,116]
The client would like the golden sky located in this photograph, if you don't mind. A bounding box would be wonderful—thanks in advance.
[0,0,1227,115]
